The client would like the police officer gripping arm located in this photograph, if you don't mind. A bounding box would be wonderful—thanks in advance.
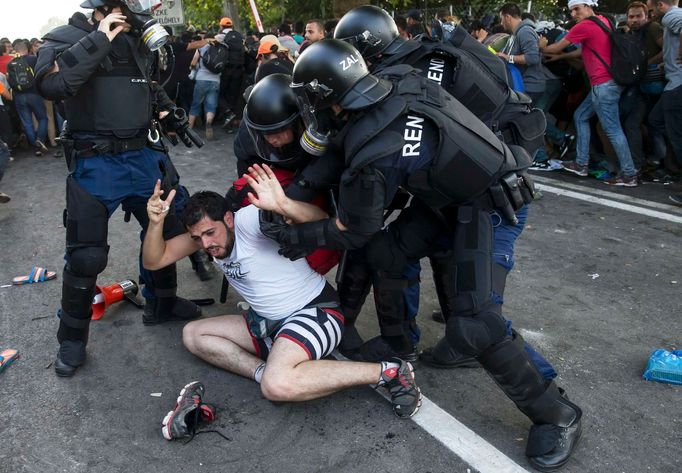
[255,40,582,472]
[35,0,206,378]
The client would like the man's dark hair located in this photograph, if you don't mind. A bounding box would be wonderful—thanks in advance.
[294,20,304,34]
[395,15,408,31]
[499,3,522,18]
[436,10,448,20]
[521,12,536,22]
[491,24,506,34]
[181,191,229,228]
[627,1,649,13]
[12,39,28,53]
[278,23,292,36]
[469,20,486,33]
[307,19,324,32]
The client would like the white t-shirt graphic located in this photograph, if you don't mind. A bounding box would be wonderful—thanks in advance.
[213,204,326,320]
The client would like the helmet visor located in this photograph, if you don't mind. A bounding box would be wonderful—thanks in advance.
[123,0,162,14]
[246,119,305,164]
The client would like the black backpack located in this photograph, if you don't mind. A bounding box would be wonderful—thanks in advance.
[585,16,647,86]
[201,42,230,73]
[6,55,35,91]
[223,30,245,67]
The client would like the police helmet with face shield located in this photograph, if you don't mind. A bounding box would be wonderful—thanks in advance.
[243,73,309,167]
[80,0,168,50]
[292,39,392,113]
[334,6,404,59]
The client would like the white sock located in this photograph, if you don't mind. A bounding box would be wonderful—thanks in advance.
[254,362,266,384]
[377,361,401,385]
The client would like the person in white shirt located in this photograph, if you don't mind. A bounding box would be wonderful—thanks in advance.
[142,165,421,422]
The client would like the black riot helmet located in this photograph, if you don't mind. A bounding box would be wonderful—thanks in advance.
[292,39,391,112]
[243,74,308,166]
[334,6,405,59]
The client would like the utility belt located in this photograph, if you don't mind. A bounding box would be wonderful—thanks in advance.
[71,136,149,158]
[477,170,536,225]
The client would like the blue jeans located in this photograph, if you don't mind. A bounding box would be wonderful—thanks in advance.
[574,80,636,176]
[71,148,188,299]
[14,92,48,147]
[189,80,220,117]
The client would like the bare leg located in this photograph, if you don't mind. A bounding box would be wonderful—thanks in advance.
[182,315,262,380]
[205,112,215,127]
[261,337,382,402]
[188,114,197,129]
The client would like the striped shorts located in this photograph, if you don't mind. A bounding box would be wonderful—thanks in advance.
[245,306,345,360]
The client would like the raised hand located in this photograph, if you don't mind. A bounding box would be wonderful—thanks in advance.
[98,12,128,42]
[146,179,176,225]
[244,164,288,214]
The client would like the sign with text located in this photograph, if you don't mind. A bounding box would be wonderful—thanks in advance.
[153,0,185,26]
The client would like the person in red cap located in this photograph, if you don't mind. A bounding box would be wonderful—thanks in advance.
[220,17,233,28]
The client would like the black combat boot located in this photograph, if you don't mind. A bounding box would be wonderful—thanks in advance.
[478,332,582,471]
[189,250,215,281]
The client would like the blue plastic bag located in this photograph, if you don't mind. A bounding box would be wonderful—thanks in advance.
[643,349,682,385]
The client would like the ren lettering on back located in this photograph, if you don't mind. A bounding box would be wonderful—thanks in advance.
[426,57,445,85]
[402,115,424,157]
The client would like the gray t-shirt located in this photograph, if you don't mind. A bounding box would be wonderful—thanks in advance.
[662,6,682,91]
[195,44,222,83]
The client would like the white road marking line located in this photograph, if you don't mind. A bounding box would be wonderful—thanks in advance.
[535,184,682,224]
[532,176,682,214]
[332,350,530,472]
[412,397,530,473]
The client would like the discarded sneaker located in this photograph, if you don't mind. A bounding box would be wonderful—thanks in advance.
[379,358,422,418]
[162,381,216,440]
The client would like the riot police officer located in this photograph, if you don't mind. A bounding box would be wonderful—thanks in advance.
[257,40,582,471]
[333,6,553,370]
[35,0,206,377]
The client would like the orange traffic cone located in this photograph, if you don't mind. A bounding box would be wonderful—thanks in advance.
[92,280,139,320]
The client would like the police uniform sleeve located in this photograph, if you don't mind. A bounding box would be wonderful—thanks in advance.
[36,30,112,100]
[259,166,387,255]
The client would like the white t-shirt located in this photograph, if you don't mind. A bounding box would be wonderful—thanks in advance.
[214,204,326,320]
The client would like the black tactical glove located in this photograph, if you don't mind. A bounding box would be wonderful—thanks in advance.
[258,210,314,261]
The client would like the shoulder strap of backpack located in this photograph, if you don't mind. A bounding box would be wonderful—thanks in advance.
[583,16,614,73]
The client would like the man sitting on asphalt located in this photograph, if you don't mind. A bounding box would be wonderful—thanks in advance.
[142,171,421,438]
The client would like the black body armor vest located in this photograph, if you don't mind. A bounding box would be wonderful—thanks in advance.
[374,38,510,125]
[42,22,153,137]
[342,68,515,208]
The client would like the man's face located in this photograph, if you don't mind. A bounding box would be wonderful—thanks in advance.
[627,7,648,30]
[305,23,324,43]
[570,4,592,22]
[647,0,664,17]
[264,128,294,147]
[188,215,235,260]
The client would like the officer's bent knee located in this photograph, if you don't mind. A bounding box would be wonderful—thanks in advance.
[68,247,108,276]
[446,309,507,356]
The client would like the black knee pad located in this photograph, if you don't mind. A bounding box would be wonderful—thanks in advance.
[365,234,408,276]
[445,307,507,356]
[68,246,108,277]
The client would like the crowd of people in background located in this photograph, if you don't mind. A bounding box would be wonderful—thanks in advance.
[1,0,682,204]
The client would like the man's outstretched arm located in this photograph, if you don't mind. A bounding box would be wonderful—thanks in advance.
[143,179,200,270]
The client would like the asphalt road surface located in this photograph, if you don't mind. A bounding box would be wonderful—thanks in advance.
[1,132,680,473]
